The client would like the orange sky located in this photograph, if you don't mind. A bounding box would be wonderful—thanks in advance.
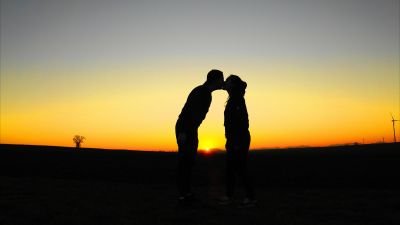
[1,1,399,151]
[1,60,399,151]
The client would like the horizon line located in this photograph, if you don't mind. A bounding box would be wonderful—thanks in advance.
[0,142,396,152]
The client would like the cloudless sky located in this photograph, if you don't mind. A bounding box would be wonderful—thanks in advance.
[1,0,399,150]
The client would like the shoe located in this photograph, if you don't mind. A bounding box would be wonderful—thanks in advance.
[185,193,196,201]
[177,193,196,207]
[218,196,232,205]
[239,198,257,208]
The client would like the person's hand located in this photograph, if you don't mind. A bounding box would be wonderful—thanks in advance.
[177,133,187,144]
[232,145,240,150]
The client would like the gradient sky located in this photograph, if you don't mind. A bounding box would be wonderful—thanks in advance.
[1,0,399,151]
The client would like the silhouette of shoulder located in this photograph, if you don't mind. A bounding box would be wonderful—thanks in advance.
[176,85,212,131]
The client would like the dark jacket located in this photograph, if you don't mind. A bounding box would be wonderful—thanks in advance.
[224,96,250,147]
[176,85,212,133]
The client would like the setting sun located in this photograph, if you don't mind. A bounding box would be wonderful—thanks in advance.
[0,0,398,151]
[198,136,222,151]
[0,1,399,224]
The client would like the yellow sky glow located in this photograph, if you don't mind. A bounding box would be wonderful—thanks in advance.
[1,60,398,151]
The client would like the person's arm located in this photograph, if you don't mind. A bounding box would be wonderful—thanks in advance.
[177,88,199,130]
[189,89,211,127]
[237,102,249,130]
[231,101,249,149]
[177,132,187,144]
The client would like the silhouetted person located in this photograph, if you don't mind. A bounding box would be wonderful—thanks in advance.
[219,75,256,207]
[176,69,224,203]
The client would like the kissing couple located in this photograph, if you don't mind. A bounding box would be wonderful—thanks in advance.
[175,69,256,208]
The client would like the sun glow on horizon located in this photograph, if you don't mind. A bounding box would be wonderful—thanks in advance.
[0,0,398,151]
[1,62,399,151]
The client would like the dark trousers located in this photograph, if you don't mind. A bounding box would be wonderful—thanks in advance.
[176,130,198,197]
[225,140,254,199]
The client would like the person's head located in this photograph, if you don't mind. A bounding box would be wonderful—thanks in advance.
[204,69,224,91]
[224,75,247,97]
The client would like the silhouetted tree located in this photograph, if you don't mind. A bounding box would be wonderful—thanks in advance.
[73,135,85,149]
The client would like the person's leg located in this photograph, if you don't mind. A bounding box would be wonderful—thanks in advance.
[240,150,255,200]
[185,134,198,196]
[218,149,235,205]
[177,129,192,198]
[226,150,236,199]
[236,138,255,200]
[177,143,188,197]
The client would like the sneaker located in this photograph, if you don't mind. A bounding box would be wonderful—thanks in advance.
[177,193,196,206]
[185,192,197,202]
[218,196,232,205]
[239,198,257,208]
[178,192,194,199]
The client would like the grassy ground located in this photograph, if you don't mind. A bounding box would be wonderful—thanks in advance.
[1,143,400,225]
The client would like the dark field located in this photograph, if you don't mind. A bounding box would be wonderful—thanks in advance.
[1,143,400,225]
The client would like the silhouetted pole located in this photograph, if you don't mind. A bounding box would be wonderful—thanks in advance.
[391,114,398,143]
[393,121,397,143]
